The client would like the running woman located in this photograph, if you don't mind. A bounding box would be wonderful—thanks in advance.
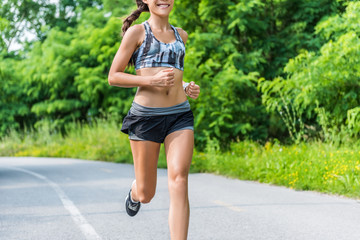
[108,1,200,239]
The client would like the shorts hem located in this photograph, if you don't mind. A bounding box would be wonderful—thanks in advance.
[167,126,194,137]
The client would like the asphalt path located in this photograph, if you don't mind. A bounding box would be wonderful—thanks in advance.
[1,157,360,240]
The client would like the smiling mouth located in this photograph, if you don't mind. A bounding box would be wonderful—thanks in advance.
[157,4,170,8]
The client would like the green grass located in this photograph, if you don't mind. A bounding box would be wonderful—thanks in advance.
[192,140,360,199]
[0,118,168,167]
[1,118,359,199]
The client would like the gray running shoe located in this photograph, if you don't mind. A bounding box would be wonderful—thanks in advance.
[125,188,141,217]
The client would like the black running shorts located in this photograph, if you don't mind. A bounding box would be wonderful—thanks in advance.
[121,110,194,143]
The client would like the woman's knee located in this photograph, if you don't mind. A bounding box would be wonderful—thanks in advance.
[168,173,188,192]
[136,186,156,203]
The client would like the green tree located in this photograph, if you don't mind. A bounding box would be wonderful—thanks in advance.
[0,0,103,54]
[0,0,352,147]
[19,7,135,132]
[260,1,360,142]
[0,56,30,135]
[169,0,345,147]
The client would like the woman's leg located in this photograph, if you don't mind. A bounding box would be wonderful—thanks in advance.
[164,129,194,240]
[130,140,161,203]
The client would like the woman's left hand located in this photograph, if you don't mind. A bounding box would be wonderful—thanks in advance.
[185,81,200,99]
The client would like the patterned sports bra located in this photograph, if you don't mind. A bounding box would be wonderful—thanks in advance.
[131,20,185,71]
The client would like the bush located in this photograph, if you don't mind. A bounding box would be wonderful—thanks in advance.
[259,2,360,143]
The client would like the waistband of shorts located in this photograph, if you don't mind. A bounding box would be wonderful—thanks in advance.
[130,100,191,116]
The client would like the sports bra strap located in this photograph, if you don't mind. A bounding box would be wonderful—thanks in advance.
[144,21,184,45]
[143,21,151,36]
[172,26,184,44]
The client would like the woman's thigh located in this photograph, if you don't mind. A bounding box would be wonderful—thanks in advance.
[130,140,161,194]
[164,129,194,179]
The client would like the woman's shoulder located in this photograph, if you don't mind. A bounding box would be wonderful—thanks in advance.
[123,23,146,45]
[124,23,145,38]
[175,27,188,44]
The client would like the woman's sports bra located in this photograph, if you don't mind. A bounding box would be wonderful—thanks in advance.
[131,20,185,71]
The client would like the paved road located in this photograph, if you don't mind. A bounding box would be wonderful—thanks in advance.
[1,157,360,240]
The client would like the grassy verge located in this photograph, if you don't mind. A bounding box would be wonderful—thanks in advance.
[0,118,168,167]
[1,119,359,199]
[192,141,360,199]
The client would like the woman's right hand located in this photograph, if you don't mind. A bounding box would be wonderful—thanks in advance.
[150,68,175,87]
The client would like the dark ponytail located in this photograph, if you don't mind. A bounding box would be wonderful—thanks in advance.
[122,0,149,37]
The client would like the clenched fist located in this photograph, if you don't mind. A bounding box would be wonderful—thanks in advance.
[150,68,175,87]
[185,81,200,99]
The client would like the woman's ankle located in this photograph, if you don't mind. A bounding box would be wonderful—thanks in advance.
[130,180,139,203]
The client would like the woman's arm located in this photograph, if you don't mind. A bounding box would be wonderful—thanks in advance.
[178,28,200,99]
[108,25,150,88]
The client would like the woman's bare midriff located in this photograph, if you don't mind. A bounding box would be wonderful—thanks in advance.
[134,67,187,107]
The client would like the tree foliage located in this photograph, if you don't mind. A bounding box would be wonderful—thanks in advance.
[0,0,357,148]
[170,0,346,147]
[0,0,103,54]
[260,1,360,142]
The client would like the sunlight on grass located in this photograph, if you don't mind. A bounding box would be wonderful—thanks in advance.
[192,141,360,198]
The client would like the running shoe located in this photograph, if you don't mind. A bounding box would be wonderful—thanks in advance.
[125,186,141,217]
